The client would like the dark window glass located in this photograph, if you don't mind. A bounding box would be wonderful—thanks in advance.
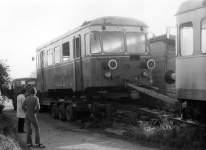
[62,42,70,61]
[75,37,80,58]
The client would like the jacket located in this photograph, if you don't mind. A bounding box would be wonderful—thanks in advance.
[16,94,26,118]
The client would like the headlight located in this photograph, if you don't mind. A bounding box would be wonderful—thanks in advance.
[108,59,117,70]
[147,59,155,70]
[105,72,112,78]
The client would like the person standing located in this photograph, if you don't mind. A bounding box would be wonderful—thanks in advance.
[22,87,45,148]
[16,88,26,133]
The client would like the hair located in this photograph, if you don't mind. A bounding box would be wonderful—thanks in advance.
[20,88,26,94]
[29,88,37,95]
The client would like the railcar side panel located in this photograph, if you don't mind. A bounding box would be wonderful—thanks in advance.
[176,56,206,100]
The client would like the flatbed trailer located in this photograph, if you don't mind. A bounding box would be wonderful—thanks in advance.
[39,97,91,121]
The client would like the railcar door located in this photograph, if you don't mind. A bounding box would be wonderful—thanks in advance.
[73,35,83,92]
[40,51,45,91]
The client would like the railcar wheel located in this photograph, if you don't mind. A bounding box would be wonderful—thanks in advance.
[51,104,59,119]
[58,105,66,121]
[66,105,75,122]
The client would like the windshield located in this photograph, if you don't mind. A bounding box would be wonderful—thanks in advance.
[101,31,125,53]
[126,32,146,54]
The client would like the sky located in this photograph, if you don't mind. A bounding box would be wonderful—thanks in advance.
[0,0,185,79]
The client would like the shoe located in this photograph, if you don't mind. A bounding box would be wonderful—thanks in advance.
[33,144,45,148]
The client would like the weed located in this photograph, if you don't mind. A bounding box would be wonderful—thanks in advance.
[125,115,206,149]
[0,113,26,150]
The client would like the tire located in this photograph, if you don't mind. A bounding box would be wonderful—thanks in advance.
[66,105,75,122]
[51,104,59,119]
[58,105,66,121]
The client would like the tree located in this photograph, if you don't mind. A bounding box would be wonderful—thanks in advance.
[0,59,10,86]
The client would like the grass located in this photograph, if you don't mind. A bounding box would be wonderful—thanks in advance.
[124,115,206,150]
[0,113,26,150]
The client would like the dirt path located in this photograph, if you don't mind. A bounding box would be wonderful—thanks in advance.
[4,100,158,150]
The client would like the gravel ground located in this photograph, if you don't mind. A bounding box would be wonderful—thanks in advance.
[4,100,158,150]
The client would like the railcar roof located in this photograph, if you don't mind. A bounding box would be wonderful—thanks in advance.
[13,78,36,81]
[37,16,147,51]
[176,0,206,15]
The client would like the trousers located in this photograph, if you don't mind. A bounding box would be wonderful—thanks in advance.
[18,118,25,132]
[26,116,40,144]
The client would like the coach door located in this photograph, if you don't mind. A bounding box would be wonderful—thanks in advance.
[73,35,83,92]
[40,51,45,91]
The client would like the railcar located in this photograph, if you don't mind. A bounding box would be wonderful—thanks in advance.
[165,0,206,120]
[36,16,154,99]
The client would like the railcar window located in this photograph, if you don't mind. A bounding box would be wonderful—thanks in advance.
[75,37,80,58]
[101,31,124,54]
[85,33,90,55]
[180,22,193,56]
[91,32,101,53]
[126,32,146,54]
[201,19,206,53]
[54,46,60,64]
[47,49,53,66]
[62,42,70,61]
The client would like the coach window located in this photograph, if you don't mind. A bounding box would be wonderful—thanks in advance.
[47,49,53,66]
[91,32,101,53]
[201,19,206,53]
[54,46,60,64]
[101,31,124,54]
[85,33,90,55]
[75,37,80,58]
[180,22,193,56]
[126,32,146,54]
[62,42,70,61]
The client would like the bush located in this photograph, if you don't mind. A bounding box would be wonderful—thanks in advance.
[0,114,25,150]
[0,114,15,135]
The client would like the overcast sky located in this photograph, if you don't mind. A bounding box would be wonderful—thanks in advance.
[0,0,185,79]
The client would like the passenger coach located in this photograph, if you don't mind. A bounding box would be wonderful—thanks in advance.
[36,16,154,99]
[165,0,206,120]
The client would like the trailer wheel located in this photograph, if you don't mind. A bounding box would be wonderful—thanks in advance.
[51,104,59,119]
[58,105,66,121]
[66,105,75,122]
